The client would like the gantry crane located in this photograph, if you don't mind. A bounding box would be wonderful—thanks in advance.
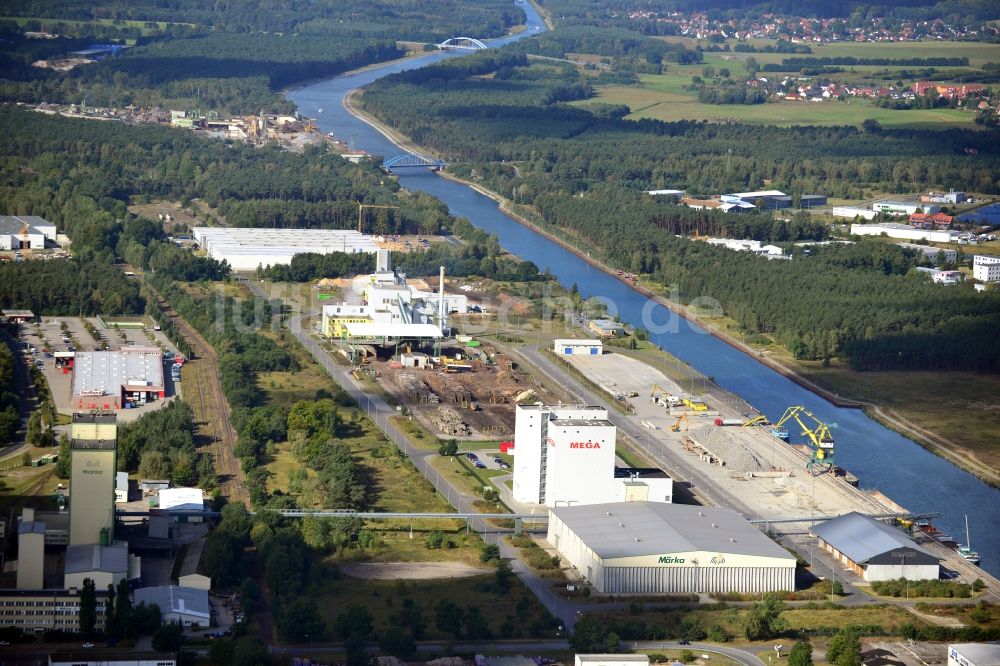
[742,414,771,427]
[772,405,836,473]
[357,203,399,233]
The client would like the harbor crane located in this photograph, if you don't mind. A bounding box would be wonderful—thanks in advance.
[742,414,771,427]
[772,405,836,474]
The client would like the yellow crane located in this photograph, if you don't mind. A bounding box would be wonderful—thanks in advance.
[772,405,836,473]
[357,203,399,233]
[671,413,690,432]
[742,414,771,427]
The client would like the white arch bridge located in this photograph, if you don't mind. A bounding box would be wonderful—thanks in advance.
[437,37,488,51]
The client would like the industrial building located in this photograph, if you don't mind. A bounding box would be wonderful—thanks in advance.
[192,226,379,271]
[897,243,957,264]
[134,586,210,626]
[833,206,878,221]
[69,413,117,546]
[587,319,626,338]
[949,644,1000,666]
[0,215,57,250]
[176,536,211,590]
[0,587,109,633]
[922,191,967,205]
[850,223,960,244]
[157,487,205,513]
[16,509,45,589]
[811,512,939,582]
[547,502,796,594]
[915,267,963,284]
[872,200,941,216]
[63,543,135,589]
[576,656,650,666]
[50,653,176,666]
[511,405,672,507]
[554,339,603,355]
[719,190,827,210]
[71,347,164,411]
[705,238,787,259]
[321,250,464,343]
[973,255,1000,283]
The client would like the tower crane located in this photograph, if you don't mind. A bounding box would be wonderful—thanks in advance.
[772,405,836,474]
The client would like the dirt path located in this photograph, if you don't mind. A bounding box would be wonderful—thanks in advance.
[341,562,491,580]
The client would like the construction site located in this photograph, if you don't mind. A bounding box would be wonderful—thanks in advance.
[372,341,557,440]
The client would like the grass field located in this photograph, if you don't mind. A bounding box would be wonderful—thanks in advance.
[573,38,992,129]
[580,78,975,129]
[659,37,1000,68]
[10,15,197,36]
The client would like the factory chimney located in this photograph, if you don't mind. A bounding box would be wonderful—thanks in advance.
[439,266,446,335]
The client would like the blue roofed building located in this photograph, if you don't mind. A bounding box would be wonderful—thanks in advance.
[811,512,939,582]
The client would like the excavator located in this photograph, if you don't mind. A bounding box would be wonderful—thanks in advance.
[650,384,679,408]
[671,413,690,432]
[772,405,836,473]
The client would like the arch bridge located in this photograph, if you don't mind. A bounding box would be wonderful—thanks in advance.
[383,153,447,171]
[437,37,488,51]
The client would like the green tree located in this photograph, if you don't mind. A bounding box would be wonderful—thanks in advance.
[707,624,731,642]
[570,613,610,652]
[425,530,445,549]
[152,621,184,652]
[789,639,814,666]
[21,451,31,467]
[104,584,115,637]
[79,578,97,639]
[54,434,71,478]
[435,600,464,639]
[464,606,491,639]
[202,531,237,587]
[278,598,325,642]
[826,628,862,666]
[25,411,41,447]
[438,439,458,456]
[115,578,133,639]
[480,544,500,562]
[336,604,373,641]
[380,626,417,659]
[742,595,787,640]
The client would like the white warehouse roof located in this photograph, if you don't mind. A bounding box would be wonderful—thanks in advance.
[193,227,379,271]
[812,512,936,564]
[72,348,164,397]
[550,502,792,560]
[158,487,205,512]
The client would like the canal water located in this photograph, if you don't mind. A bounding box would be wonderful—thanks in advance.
[288,4,999,575]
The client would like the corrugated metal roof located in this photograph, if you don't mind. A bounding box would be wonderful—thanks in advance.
[811,512,934,564]
[134,586,209,618]
[65,544,128,574]
[550,502,794,561]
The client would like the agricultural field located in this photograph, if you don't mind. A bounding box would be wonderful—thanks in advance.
[576,39,994,129]
[580,77,975,129]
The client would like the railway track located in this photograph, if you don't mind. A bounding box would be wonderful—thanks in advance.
[153,296,249,507]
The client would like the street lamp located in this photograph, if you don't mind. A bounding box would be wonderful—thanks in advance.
[893,551,915,598]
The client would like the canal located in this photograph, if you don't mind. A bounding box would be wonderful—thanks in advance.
[287,4,999,575]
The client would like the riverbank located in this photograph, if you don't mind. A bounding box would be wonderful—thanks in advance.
[341,78,1000,490]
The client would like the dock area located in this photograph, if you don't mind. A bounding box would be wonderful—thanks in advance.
[559,350,995,590]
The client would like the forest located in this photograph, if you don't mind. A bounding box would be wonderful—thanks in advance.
[0,0,525,113]
[0,334,19,447]
[117,400,215,488]
[362,47,1000,371]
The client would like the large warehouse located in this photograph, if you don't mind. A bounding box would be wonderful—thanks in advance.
[811,512,939,582]
[547,502,796,594]
[71,347,164,411]
[192,227,379,271]
[0,215,57,250]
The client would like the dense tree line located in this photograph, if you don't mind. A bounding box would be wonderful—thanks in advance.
[363,54,1000,370]
[0,0,525,113]
[697,83,768,104]
[0,0,524,42]
[117,399,215,489]
[363,54,1000,199]
[0,259,142,315]
[0,333,19,446]
[768,56,970,71]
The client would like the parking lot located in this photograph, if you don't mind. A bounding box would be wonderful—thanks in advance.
[462,449,510,471]
[16,317,183,422]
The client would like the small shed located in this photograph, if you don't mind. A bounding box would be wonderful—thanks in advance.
[554,339,603,355]
[400,352,430,368]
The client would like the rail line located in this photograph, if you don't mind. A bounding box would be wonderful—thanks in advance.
[152,294,248,507]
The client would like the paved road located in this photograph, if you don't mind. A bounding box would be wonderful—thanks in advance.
[514,345,875,603]
[270,639,766,665]
[243,281,586,631]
